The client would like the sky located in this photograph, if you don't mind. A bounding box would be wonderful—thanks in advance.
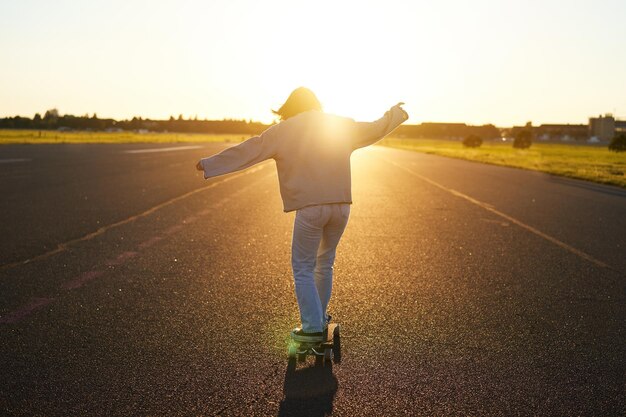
[1,0,625,126]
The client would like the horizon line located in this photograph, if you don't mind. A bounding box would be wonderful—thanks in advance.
[1,111,623,129]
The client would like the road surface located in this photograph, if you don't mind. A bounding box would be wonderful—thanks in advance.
[1,143,624,416]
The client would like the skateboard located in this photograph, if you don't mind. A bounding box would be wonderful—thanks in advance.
[288,323,340,362]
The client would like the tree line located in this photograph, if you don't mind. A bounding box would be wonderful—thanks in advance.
[1,109,503,140]
[0,109,268,135]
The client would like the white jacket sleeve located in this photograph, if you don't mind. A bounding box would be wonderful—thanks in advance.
[200,127,277,179]
[351,104,409,150]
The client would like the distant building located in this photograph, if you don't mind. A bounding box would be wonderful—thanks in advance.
[535,124,588,141]
[589,114,615,141]
[615,119,626,136]
[394,122,500,140]
[384,115,626,143]
[506,122,589,143]
[503,115,625,144]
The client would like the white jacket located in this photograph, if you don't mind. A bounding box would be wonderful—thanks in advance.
[200,105,408,212]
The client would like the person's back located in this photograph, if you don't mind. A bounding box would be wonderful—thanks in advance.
[271,110,355,212]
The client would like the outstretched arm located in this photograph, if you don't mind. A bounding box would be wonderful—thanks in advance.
[196,128,277,179]
[352,103,408,149]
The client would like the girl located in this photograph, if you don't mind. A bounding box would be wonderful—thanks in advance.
[196,87,408,342]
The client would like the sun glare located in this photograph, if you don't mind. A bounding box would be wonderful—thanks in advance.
[255,2,416,122]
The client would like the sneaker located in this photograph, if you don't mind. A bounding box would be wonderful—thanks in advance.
[291,327,325,343]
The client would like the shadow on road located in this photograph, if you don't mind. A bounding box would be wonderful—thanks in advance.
[278,358,338,417]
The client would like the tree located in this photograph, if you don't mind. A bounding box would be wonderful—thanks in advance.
[33,113,42,122]
[513,129,533,149]
[608,133,626,152]
[463,134,483,148]
[44,108,59,120]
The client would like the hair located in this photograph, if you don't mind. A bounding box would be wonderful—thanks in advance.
[273,87,322,121]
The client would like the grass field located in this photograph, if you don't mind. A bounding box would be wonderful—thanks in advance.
[381,137,626,188]
[0,129,247,145]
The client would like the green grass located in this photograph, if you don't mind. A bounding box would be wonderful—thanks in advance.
[380,137,626,189]
[0,129,247,144]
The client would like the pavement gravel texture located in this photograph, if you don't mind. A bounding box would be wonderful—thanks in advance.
[0,143,624,416]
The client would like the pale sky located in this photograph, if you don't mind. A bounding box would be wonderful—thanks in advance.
[1,0,625,126]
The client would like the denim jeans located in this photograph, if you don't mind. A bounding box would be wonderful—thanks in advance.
[291,203,350,332]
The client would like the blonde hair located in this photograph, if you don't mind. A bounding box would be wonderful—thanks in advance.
[273,87,322,121]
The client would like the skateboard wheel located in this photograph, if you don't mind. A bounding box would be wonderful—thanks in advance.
[288,344,297,358]
[333,324,340,337]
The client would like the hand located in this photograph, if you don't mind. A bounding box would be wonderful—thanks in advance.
[195,160,203,171]
[393,102,408,120]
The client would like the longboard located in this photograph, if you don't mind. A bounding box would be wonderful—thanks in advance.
[288,323,340,362]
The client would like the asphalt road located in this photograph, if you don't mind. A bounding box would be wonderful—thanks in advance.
[0,143,624,416]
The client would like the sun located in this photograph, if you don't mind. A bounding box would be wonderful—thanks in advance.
[258,3,416,123]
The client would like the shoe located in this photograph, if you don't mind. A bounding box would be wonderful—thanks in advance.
[291,327,324,343]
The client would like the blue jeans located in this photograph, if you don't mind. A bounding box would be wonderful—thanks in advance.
[291,203,350,332]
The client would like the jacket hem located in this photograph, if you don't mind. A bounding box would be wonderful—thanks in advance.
[284,201,352,213]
